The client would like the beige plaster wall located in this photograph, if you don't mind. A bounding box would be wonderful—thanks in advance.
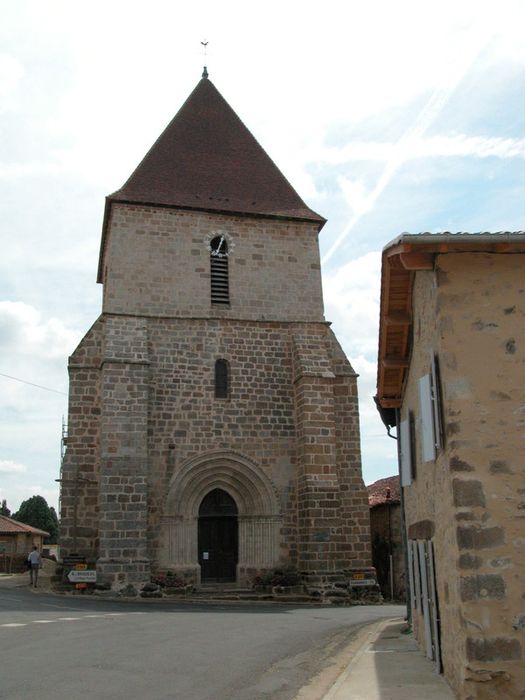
[402,252,525,699]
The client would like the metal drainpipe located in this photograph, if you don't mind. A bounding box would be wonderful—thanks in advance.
[386,491,394,601]
[395,407,411,624]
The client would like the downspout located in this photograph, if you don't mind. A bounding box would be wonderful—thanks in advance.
[395,407,411,625]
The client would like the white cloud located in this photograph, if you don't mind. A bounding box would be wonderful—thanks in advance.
[337,177,372,218]
[323,251,381,358]
[0,161,66,180]
[314,135,525,166]
[0,303,71,513]
[0,301,79,360]
[323,252,398,481]
[0,460,27,474]
[0,53,24,106]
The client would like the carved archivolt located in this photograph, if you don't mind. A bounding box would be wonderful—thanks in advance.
[162,451,282,572]
[166,450,281,518]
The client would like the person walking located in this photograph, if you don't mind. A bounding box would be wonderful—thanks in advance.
[27,545,42,588]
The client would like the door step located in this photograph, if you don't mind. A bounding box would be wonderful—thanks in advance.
[192,586,271,601]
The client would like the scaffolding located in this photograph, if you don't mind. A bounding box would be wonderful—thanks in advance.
[58,416,68,518]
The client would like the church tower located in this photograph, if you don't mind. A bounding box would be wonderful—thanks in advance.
[60,72,373,590]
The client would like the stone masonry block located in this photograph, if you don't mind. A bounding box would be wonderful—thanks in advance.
[460,574,506,601]
[452,479,486,508]
[457,526,505,550]
[467,637,522,662]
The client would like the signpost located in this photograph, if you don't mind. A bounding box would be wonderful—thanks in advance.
[67,569,97,583]
[349,572,377,587]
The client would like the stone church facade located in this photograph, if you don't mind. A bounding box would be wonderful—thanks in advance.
[59,72,372,589]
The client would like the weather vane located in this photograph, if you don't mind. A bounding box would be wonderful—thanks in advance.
[201,40,209,79]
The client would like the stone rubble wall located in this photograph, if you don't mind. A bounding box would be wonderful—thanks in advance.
[402,252,525,699]
[101,204,325,322]
[61,315,370,589]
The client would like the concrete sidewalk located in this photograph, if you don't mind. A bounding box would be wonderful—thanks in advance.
[318,617,456,700]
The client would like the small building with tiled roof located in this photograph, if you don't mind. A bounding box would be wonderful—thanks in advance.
[367,476,405,601]
[375,231,525,698]
[367,475,400,507]
[0,515,49,572]
[60,70,374,595]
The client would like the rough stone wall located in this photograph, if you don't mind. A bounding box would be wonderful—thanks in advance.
[369,503,405,599]
[60,319,103,560]
[402,252,525,699]
[330,332,372,572]
[62,203,370,590]
[97,316,150,585]
[147,317,299,574]
[101,205,325,322]
[61,313,368,586]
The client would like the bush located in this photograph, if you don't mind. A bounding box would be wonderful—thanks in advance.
[151,572,186,589]
[253,567,301,588]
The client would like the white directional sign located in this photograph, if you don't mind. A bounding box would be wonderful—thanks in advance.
[67,569,97,583]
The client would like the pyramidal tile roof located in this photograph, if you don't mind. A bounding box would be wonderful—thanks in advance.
[98,73,324,281]
[108,74,324,223]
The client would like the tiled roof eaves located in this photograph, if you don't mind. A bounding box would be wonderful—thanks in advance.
[376,231,525,412]
[107,195,326,224]
[367,475,401,506]
[0,515,50,536]
[369,497,401,507]
[383,230,525,252]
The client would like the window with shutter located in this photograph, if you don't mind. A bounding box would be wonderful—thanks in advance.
[419,353,444,463]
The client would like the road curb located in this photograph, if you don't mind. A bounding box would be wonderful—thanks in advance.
[293,618,400,700]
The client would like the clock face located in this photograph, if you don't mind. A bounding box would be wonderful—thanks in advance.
[205,230,234,258]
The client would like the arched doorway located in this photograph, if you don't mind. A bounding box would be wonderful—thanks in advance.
[198,488,238,583]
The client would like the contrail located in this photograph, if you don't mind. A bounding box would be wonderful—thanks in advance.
[321,30,493,266]
[0,372,67,396]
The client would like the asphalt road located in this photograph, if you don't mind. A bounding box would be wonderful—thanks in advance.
[0,586,403,700]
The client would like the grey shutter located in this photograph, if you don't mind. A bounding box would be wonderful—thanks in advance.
[430,354,443,450]
[400,419,412,486]
[419,374,436,462]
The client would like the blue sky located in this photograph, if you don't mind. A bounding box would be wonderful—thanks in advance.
[1,0,525,512]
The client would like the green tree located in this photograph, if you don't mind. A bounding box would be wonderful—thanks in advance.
[13,495,59,543]
[0,499,10,517]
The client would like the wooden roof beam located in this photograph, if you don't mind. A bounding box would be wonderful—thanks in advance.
[377,397,402,409]
[381,356,409,369]
[399,252,434,270]
[384,311,410,326]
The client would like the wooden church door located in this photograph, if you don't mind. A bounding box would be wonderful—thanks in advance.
[198,489,238,583]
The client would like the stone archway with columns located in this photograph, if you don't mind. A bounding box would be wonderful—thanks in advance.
[159,451,283,585]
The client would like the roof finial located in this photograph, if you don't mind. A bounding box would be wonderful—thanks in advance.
[201,40,209,79]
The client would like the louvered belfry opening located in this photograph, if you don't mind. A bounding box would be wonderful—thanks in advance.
[210,236,229,304]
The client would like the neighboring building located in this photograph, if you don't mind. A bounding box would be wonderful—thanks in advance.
[367,475,405,600]
[59,71,373,591]
[376,232,525,699]
[0,515,49,572]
